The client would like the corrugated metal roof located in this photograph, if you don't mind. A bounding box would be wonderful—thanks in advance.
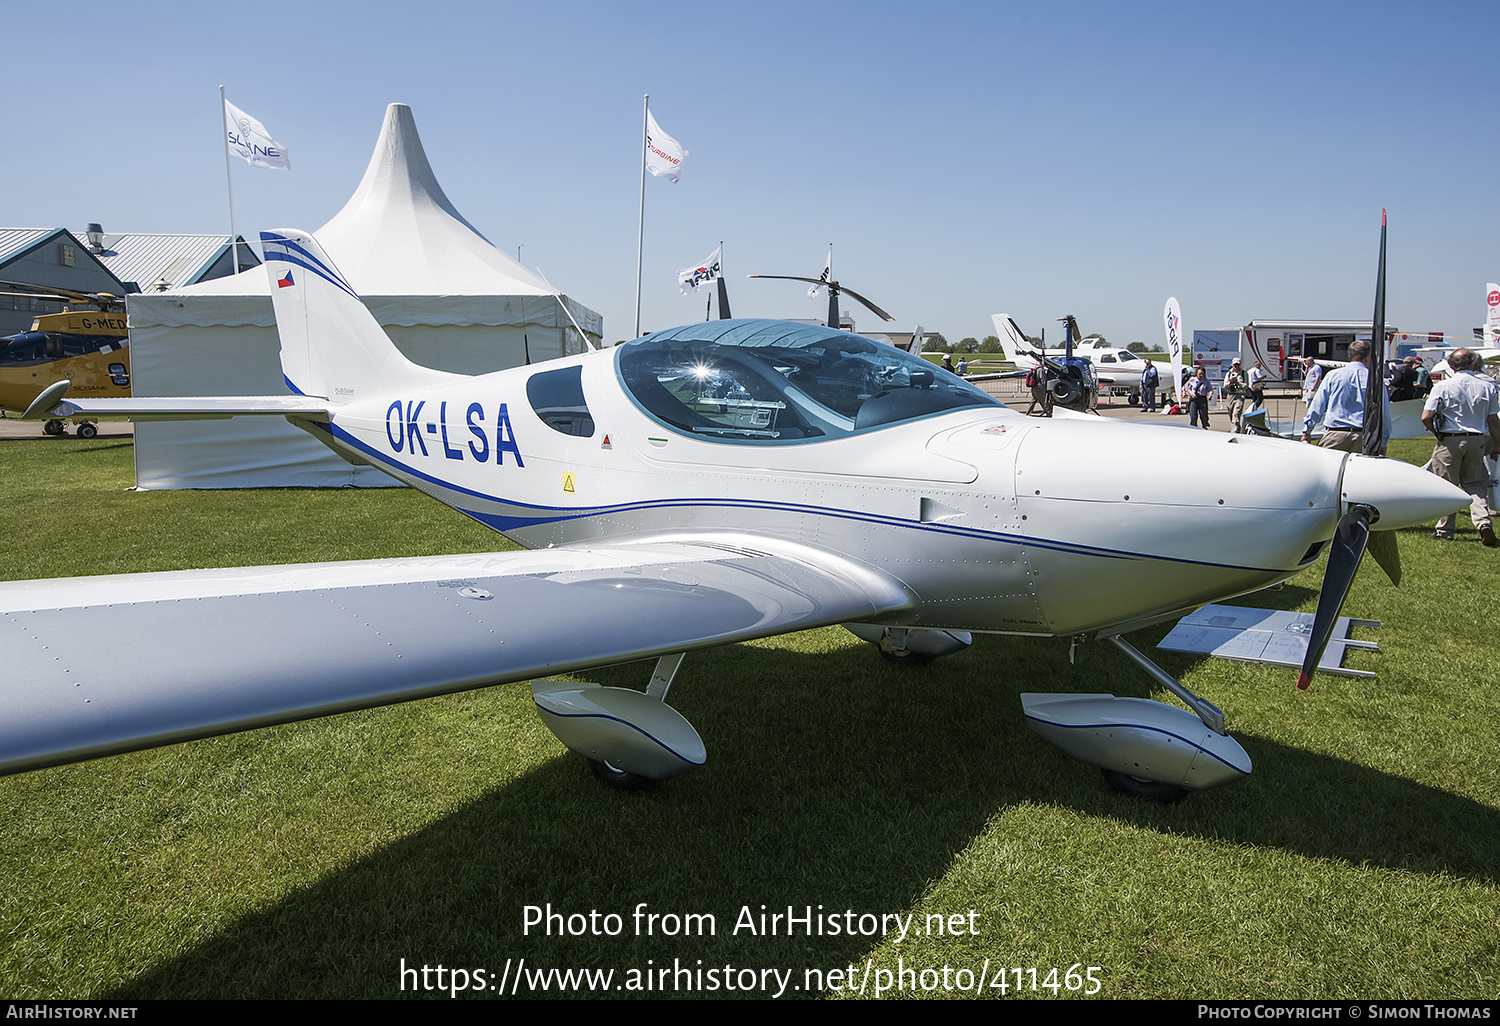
[80,232,260,292]
[0,228,67,264]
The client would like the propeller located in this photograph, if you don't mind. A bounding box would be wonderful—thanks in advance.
[1300,212,1396,691]
[1297,504,1373,690]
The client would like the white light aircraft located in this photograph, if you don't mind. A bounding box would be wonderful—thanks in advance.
[3,231,1467,801]
[991,313,1155,401]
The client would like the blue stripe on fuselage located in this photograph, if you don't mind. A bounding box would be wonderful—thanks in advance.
[319,417,1291,575]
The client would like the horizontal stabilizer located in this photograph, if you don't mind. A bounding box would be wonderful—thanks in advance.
[23,394,333,422]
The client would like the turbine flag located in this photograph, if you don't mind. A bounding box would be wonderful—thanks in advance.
[645,111,687,183]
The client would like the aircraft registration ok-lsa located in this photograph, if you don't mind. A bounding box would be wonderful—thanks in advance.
[4,230,1468,801]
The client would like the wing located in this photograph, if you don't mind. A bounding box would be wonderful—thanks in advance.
[0,537,913,774]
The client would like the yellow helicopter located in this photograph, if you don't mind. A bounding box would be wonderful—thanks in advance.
[0,282,130,437]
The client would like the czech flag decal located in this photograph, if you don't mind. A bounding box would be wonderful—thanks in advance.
[277,271,295,288]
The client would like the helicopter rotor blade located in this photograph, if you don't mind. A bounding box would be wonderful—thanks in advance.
[834,283,894,322]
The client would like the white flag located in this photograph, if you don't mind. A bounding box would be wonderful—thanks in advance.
[678,247,722,294]
[808,251,831,298]
[224,97,290,170]
[644,110,687,183]
[1164,297,1184,406]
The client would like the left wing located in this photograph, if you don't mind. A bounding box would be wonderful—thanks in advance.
[0,537,913,774]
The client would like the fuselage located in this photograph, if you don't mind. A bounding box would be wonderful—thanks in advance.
[297,320,1394,640]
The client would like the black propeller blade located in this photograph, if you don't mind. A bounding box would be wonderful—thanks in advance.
[746,274,895,323]
[717,276,732,319]
[1297,505,1373,690]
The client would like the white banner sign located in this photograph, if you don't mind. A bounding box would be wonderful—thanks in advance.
[1164,296,1184,405]
[224,98,290,170]
[1485,282,1500,345]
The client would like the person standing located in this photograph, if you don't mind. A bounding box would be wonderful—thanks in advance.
[1188,366,1211,429]
[1413,357,1432,398]
[1301,356,1324,404]
[1248,360,1267,409]
[1300,340,1388,453]
[1421,347,1500,546]
[1223,359,1247,433]
[956,356,968,377]
[1140,359,1160,412]
[1387,357,1420,401]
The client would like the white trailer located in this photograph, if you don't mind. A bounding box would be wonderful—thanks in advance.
[1194,320,1399,387]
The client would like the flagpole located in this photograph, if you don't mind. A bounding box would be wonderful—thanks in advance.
[634,94,648,339]
[219,85,239,274]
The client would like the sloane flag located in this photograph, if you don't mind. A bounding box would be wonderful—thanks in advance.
[644,110,687,182]
[224,98,290,170]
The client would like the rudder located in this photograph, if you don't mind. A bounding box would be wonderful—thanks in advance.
[261,229,453,401]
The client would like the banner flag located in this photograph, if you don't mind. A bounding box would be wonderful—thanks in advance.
[808,251,831,298]
[1164,297,1184,406]
[645,111,687,182]
[1485,283,1500,345]
[678,247,722,294]
[224,98,290,170]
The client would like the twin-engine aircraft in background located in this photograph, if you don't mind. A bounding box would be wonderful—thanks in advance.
[3,230,1467,801]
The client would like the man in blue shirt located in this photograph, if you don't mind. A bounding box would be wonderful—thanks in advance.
[1300,340,1390,453]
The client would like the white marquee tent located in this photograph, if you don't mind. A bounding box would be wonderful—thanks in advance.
[126,102,602,489]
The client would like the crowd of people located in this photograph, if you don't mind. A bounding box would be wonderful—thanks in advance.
[1128,344,1496,546]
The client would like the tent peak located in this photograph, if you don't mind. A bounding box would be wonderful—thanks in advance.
[319,102,487,244]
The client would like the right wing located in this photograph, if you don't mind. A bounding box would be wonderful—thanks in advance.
[0,536,913,774]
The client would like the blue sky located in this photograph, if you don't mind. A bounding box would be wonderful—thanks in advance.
[9,1,1497,345]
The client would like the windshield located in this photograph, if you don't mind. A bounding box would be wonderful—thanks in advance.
[617,319,1003,444]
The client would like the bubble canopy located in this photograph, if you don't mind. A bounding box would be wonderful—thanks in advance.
[616,319,1004,444]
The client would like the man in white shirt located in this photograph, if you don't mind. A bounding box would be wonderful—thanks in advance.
[1248,360,1267,408]
[1421,348,1500,545]
[1300,356,1323,404]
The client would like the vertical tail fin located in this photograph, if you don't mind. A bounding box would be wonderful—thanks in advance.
[261,229,454,401]
[990,313,1036,369]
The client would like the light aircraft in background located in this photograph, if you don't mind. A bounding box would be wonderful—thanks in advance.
[3,230,1466,802]
[0,282,130,437]
[992,312,1154,404]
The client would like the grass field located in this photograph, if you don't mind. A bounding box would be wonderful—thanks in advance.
[0,436,1496,1000]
